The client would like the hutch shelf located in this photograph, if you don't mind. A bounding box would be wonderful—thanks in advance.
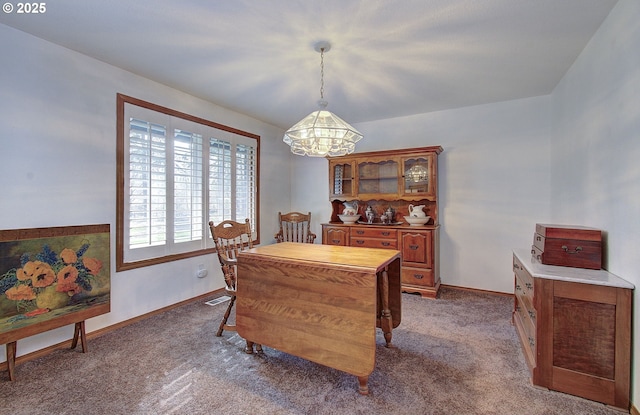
[322,146,443,298]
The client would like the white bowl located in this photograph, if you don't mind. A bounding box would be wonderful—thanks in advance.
[404,215,430,226]
[338,214,360,224]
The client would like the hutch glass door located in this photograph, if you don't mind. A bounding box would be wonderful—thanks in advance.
[329,160,356,198]
[402,155,434,197]
[358,158,399,196]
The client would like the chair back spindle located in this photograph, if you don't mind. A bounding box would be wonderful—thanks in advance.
[275,211,316,244]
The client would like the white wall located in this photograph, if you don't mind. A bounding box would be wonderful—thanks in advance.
[549,0,640,404]
[0,24,290,361]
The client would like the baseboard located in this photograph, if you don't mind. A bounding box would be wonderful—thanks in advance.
[631,403,638,415]
[440,284,514,298]
[0,289,224,372]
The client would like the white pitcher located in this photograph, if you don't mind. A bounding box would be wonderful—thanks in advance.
[408,204,426,217]
[342,201,359,216]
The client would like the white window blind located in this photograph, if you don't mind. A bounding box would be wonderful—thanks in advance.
[128,119,167,250]
[119,97,259,268]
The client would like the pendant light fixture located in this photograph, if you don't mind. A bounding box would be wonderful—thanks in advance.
[283,41,363,157]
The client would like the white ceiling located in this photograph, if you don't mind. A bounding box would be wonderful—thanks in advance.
[0,0,618,129]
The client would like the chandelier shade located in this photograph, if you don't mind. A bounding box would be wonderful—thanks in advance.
[283,41,363,157]
[283,107,363,157]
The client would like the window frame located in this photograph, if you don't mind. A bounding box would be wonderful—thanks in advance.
[116,93,260,272]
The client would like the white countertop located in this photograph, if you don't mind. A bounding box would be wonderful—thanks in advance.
[513,249,634,290]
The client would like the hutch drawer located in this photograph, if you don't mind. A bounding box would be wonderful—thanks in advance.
[350,237,397,249]
[401,266,434,287]
[351,227,397,239]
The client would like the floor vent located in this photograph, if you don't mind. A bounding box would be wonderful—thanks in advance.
[205,295,231,307]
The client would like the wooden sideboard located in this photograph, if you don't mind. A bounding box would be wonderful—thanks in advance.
[322,223,439,298]
[512,249,633,411]
[323,146,442,298]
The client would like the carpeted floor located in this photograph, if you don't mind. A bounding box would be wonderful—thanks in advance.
[0,288,626,415]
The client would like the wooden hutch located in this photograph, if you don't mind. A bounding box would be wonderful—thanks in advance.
[322,146,443,298]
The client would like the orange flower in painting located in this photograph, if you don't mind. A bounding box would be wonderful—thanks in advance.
[83,257,102,275]
[16,267,30,281]
[25,308,50,317]
[56,265,80,294]
[60,248,78,264]
[17,261,56,288]
[5,285,36,301]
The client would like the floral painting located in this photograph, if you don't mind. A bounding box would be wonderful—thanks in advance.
[0,225,110,339]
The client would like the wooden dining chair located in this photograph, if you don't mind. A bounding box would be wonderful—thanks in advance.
[208,219,261,353]
[274,211,316,243]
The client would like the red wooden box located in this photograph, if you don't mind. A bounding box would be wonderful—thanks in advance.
[531,224,602,270]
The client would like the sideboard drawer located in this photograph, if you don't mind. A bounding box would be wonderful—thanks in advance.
[513,256,534,301]
[350,237,397,249]
[402,266,434,287]
[351,227,397,239]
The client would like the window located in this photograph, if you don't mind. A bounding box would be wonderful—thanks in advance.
[116,94,260,271]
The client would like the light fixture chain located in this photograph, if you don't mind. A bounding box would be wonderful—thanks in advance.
[319,48,324,100]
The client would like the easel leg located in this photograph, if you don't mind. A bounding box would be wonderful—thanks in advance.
[71,321,88,353]
[6,341,16,381]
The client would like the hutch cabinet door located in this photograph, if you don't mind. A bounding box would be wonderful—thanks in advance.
[400,230,433,267]
[357,156,400,199]
[323,225,349,246]
[401,153,437,199]
[329,160,357,199]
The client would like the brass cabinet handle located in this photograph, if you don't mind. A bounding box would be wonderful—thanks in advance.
[536,235,542,241]
[413,274,424,280]
[513,263,521,270]
[562,245,583,254]
[528,310,535,319]
[356,230,365,235]
[528,337,535,347]
[525,282,532,290]
[355,240,365,245]
[331,239,341,244]
[381,242,390,246]
[515,284,521,291]
[382,231,390,236]
[409,245,419,250]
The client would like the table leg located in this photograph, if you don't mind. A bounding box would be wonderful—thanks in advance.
[6,341,16,381]
[357,376,369,395]
[378,267,393,347]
